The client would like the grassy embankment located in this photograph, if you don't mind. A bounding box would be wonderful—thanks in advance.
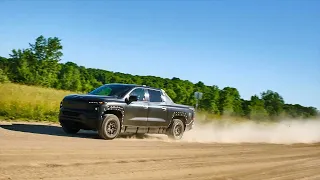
[0,83,75,122]
[0,82,247,123]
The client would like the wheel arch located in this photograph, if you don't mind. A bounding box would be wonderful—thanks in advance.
[170,111,188,130]
[102,105,125,127]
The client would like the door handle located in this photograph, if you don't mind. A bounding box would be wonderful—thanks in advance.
[162,107,167,111]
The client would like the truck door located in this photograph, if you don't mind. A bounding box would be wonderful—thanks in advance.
[123,88,148,127]
[146,89,169,127]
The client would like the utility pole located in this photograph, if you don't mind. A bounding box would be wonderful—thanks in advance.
[194,91,203,111]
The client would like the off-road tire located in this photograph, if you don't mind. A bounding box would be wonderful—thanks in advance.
[60,122,80,134]
[167,119,185,140]
[98,114,121,140]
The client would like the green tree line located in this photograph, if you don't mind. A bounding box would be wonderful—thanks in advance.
[0,35,318,120]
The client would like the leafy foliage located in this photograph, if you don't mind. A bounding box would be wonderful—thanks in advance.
[248,95,269,120]
[0,35,318,121]
[0,69,10,83]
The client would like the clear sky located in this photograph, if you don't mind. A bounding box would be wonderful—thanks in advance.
[0,0,319,109]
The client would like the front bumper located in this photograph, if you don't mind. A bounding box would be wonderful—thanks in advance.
[59,108,102,130]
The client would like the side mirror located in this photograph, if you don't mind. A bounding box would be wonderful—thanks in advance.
[127,95,138,103]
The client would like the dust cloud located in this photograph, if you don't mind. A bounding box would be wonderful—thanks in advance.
[181,119,320,144]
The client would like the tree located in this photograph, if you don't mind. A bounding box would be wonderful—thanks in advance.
[0,68,9,83]
[241,99,251,118]
[29,35,63,62]
[0,56,9,73]
[6,35,63,87]
[248,95,269,120]
[200,85,220,114]
[219,87,243,116]
[261,90,285,119]
[8,49,35,84]
[284,104,319,119]
[29,35,63,87]
[56,62,81,91]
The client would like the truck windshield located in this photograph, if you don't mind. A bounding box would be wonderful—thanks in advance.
[88,84,133,98]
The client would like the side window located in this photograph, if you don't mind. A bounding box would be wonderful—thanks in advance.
[148,89,163,102]
[129,88,146,101]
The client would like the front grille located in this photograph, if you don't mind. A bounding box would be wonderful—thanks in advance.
[62,100,89,110]
[60,99,100,122]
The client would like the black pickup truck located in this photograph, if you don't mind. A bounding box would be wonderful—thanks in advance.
[58,83,195,140]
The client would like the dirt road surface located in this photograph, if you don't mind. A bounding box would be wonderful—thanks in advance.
[1,121,320,180]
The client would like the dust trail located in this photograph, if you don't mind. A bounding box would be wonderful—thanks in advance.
[181,119,320,144]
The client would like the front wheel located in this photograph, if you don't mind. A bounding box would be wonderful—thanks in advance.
[167,119,185,140]
[98,114,121,140]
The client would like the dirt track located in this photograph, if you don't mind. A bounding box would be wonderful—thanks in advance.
[1,121,320,180]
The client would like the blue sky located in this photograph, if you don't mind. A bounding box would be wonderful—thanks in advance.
[0,0,319,109]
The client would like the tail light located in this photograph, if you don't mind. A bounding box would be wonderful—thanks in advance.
[192,111,195,121]
[189,107,195,121]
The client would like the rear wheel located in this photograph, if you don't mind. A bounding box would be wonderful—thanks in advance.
[60,121,80,134]
[98,114,121,140]
[167,119,185,140]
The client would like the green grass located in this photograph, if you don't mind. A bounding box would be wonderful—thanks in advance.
[0,82,76,122]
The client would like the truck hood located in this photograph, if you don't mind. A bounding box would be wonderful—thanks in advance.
[63,94,121,102]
